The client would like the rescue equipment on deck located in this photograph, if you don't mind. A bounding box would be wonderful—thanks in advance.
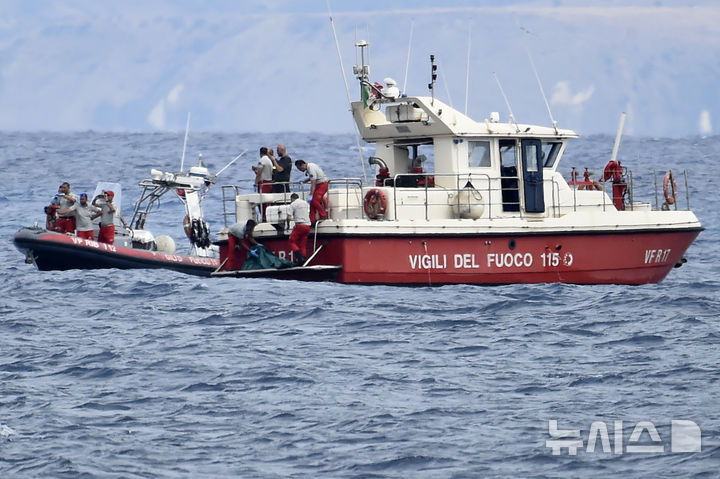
[185,215,211,248]
[603,160,627,211]
[449,182,485,219]
[363,189,387,220]
[663,170,678,207]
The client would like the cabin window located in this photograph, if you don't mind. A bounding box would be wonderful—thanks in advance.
[542,142,562,168]
[392,140,435,188]
[468,140,491,168]
[524,143,540,172]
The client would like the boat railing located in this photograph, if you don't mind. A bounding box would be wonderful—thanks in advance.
[383,173,494,221]
[220,185,241,227]
[221,168,692,227]
[221,180,361,226]
[328,178,364,220]
[567,176,610,213]
[130,180,172,230]
[652,169,691,211]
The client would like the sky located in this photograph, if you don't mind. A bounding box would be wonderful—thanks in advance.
[0,0,718,137]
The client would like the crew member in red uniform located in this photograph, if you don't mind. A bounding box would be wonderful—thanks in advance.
[286,193,311,265]
[295,159,328,224]
[58,193,99,240]
[53,182,77,234]
[92,190,127,244]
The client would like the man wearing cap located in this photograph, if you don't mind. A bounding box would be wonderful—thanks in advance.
[53,182,77,234]
[92,190,127,244]
[58,193,99,240]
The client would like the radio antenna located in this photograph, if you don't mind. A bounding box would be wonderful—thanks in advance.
[515,18,558,133]
[215,150,247,178]
[327,0,351,106]
[526,47,557,134]
[440,66,453,109]
[402,20,414,94]
[464,25,472,115]
[327,0,368,183]
[493,72,520,133]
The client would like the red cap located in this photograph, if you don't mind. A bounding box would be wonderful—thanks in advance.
[104,190,114,197]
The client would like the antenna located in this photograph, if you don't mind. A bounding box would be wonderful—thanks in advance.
[493,72,520,133]
[327,0,368,183]
[215,150,248,178]
[526,47,557,133]
[326,0,351,106]
[515,18,558,133]
[402,20,414,94]
[464,25,472,115]
[428,55,437,105]
[440,66,453,108]
[180,112,190,173]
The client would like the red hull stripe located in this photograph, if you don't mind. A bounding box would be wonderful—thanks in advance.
[240,229,700,284]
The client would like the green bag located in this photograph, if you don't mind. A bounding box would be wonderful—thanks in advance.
[241,244,295,270]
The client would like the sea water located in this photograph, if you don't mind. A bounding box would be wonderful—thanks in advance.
[1,131,718,478]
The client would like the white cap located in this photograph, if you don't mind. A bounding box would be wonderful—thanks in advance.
[384,77,397,86]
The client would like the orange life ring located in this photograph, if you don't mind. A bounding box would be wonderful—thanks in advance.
[363,189,387,220]
[663,171,678,205]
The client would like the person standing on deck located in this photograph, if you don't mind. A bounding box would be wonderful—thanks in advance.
[58,193,99,240]
[253,147,274,221]
[92,190,127,245]
[53,182,77,234]
[253,147,274,194]
[286,193,311,265]
[271,144,292,193]
[294,160,328,224]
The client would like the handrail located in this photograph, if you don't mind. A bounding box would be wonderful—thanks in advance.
[221,166,693,227]
[220,185,240,227]
[328,178,363,220]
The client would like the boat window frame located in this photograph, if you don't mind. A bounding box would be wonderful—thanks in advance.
[542,141,562,168]
[467,139,492,169]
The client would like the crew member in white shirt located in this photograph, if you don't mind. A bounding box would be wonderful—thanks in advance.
[252,146,274,221]
[252,147,274,194]
[286,193,311,264]
[294,159,328,224]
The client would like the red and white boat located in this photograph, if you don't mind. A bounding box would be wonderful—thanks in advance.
[14,161,222,277]
[213,42,702,285]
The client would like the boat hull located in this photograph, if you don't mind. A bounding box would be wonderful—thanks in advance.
[14,227,220,277]
[222,228,701,285]
[211,264,342,281]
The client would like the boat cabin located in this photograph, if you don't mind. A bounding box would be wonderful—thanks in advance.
[352,92,577,219]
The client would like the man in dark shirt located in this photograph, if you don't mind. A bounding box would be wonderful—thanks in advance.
[271,143,292,193]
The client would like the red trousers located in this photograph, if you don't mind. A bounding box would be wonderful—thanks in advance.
[310,182,328,223]
[289,224,311,258]
[257,180,272,220]
[55,216,76,234]
[257,180,272,194]
[98,225,115,244]
[77,230,94,240]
